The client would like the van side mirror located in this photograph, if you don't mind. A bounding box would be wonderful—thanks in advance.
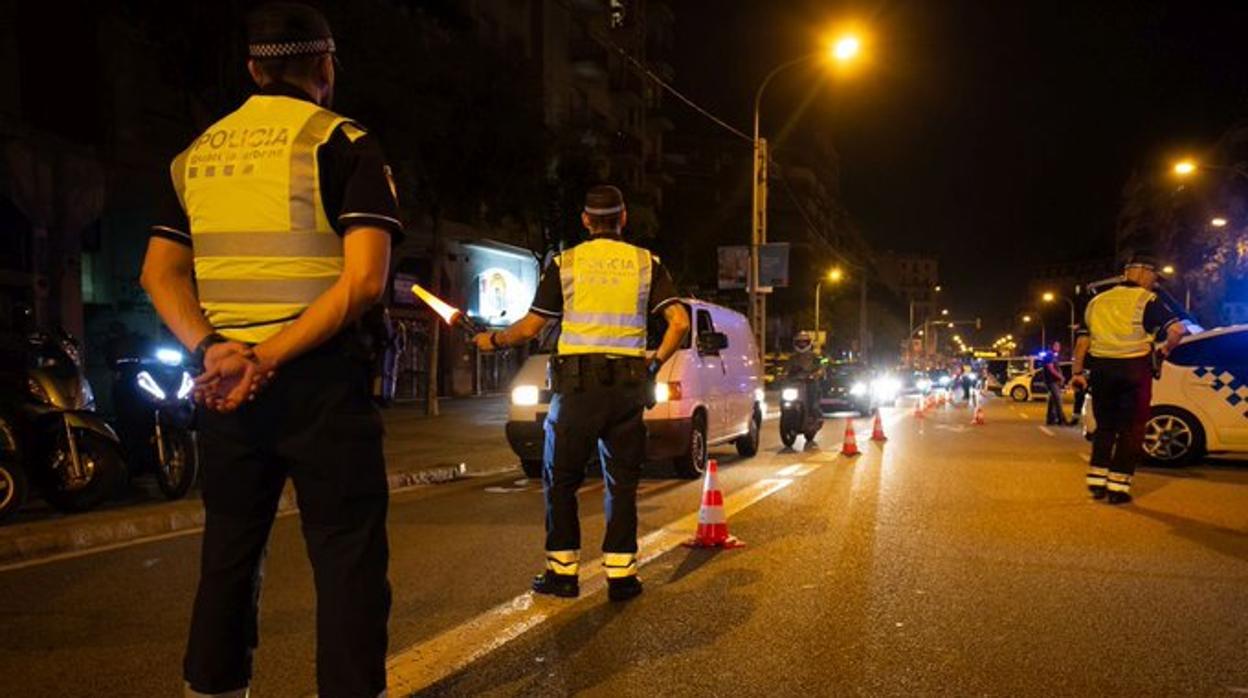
[697,331,728,355]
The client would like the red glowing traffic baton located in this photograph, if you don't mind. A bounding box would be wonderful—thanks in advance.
[410,282,487,335]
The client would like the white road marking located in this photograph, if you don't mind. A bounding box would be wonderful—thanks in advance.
[1038,426,1056,437]
[383,466,818,695]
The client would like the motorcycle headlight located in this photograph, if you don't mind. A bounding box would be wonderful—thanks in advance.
[177,371,194,401]
[850,382,868,397]
[781,388,799,402]
[916,378,932,392]
[136,370,167,401]
[511,384,540,406]
[155,347,185,366]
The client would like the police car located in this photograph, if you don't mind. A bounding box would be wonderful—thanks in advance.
[1001,361,1072,402]
[1083,324,1248,465]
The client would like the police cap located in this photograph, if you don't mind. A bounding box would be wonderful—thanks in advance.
[1123,249,1159,272]
[584,185,626,216]
[247,2,335,59]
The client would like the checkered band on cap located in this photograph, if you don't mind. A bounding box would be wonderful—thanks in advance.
[584,203,625,216]
[249,36,335,58]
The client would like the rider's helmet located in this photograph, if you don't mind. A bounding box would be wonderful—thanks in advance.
[793,331,813,353]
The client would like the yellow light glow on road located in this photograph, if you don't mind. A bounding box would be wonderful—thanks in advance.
[1211,217,1228,227]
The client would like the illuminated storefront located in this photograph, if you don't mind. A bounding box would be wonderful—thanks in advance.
[461,241,540,328]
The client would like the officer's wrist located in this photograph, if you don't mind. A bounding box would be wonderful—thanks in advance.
[489,331,504,349]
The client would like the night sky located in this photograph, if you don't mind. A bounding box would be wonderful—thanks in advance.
[673,0,1248,323]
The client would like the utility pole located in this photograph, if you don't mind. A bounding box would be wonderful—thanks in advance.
[749,136,768,355]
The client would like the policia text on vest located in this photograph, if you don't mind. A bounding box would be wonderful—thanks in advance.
[141,4,399,695]
[476,185,691,603]
[1071,257,1185,506]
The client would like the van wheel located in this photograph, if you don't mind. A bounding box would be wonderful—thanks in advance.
[521,459,544,479]
[735,407,761,458]
[674,413,708,479]
[1144,407,1205,466]
[1010,385,1029,402]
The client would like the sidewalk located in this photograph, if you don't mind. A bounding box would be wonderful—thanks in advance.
[0,396,519,568]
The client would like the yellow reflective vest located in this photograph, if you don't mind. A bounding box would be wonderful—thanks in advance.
[1084,284,1155,358]
[556,238,654,357]
[172,94,359,343]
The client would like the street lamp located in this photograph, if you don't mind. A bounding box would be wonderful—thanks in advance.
[1021,313,1046,349]
[750,31,864,354]
[813,267,845,351]
[941,308,950,316]
[1173,159,1197,177]
[1211,217,1228,228]
[1170,158,1248,182]
[1041,291,1076,351]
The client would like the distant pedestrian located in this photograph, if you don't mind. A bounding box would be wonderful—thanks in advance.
[1042,341,1069,425]
[1071,252,1186,504]
[476,185,690,602]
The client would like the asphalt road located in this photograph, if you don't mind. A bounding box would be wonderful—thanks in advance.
[1,395,1246,697]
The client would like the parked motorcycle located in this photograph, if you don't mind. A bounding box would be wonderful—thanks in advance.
[779,379,824,449]
[112,346,198,500]
[0,329,126,513]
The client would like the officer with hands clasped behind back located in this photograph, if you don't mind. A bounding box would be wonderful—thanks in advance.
[476,185,690,602]
[141,3,399,695]
[1070,251,1186,505]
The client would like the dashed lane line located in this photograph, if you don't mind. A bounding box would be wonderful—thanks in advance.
[1038,426,1056,437]
[383,462,825,695]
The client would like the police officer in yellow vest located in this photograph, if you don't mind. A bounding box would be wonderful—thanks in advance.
[141,4,398,695]
[476,185,690,601]
[1071,251,1185,504]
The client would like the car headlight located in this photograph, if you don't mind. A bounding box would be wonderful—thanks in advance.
[177,371,194,401]
[155,347,185,366]
[850,382,868,397]
[916,378,932,392]
[781,387,799,402]
[137,370,167,401]
[511,384,540,406]
[871,377,900,399]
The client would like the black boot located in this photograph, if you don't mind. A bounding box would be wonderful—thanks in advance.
[608,576,643,602]
[532,571,579,598]
[1106,491,1132,505]
[1088,485,1106,499]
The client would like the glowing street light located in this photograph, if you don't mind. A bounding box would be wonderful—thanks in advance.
[941,308,950,316]
[829,34,862,63]
[1173,159,1197,177]
[1162,264,1176,275]
[1041,291,1055,302]
[1211,217,1228,228]
[1022,314,1032,323]
[828,267,845,282]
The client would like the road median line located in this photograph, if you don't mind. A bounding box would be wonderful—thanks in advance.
[383,467,816,696]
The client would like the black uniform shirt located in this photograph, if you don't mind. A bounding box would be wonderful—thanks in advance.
[151,82,402,247]
[528,237,680,318]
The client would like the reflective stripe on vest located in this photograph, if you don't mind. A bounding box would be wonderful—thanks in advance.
[1085,285,1154,358]
[556,238,652,357]
[173,95,350,343]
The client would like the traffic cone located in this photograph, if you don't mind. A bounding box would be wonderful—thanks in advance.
[913,395,925,419]
[870,412,887,442]
[683,460,744,549]
[971,404,986,426]
[841,418,861,456]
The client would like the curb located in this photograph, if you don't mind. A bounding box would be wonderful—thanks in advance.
[0,461,492,570]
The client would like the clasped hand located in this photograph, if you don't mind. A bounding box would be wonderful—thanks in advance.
[193,341,277,413]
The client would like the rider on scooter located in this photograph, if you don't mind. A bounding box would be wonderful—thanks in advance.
[786,332,824,417]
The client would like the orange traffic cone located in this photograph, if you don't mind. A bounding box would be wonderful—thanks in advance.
[841,418,861,456]
[683,460,744,549]
[870,412,887,442]
[913,395,926,419]
[971,404,986,425]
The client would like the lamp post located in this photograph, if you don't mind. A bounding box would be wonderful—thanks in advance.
[813,267,844,352]
[1021,313,1045,350]
[750,33,863,356]
[1041,291,1076,352]
[1171,158,1248,182]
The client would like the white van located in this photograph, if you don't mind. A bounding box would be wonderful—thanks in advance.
[505,298,765,479]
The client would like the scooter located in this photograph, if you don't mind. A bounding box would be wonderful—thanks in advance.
[0,329,126,513]
[779,379,824,449]
[112,346,198,500]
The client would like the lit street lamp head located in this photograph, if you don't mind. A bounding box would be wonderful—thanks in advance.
[830,35,862,63]
[828,267,844,282]
[1022,315,1032,323]
[1211,217,1228,228]
[1173,159,1197,177]
[1042,291,1055,302]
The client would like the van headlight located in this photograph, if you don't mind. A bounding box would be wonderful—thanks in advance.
[511,384,540,406]
[781,387,799,403]
[850,382,868,397]
[654,382,681,404]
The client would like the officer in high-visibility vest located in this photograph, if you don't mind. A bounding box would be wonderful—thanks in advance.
[1071,252,1185,504]
[141,3,399,695]
[476,185,690,601]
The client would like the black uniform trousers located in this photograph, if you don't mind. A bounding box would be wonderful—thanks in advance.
[542,372,647,559]
[1087,355,1153,492]
[1045,379,1068,425]
[184,341,390,697]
